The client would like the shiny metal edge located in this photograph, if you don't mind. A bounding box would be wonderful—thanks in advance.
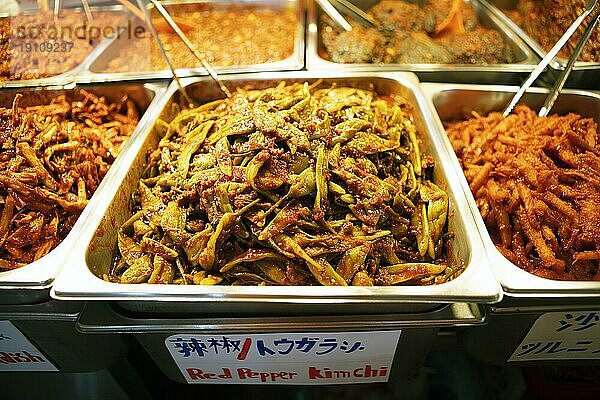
[75,302,486,333]
[480,0,600,71]
[51,71,502,305]
[306,0,538,73]
[0,81,168,293]
[0,5,130,88]
[75,0,305,84]
[0,300,82,320]
[421,82,600,298]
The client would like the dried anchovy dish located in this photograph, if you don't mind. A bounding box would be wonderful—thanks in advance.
[0,91,139,270]
[446,106,600,281]
[110,82,458,286]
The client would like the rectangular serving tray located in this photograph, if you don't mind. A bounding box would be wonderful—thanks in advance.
[51,71,502,315]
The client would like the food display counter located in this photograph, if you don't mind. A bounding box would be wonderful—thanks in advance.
[0,0,599,390]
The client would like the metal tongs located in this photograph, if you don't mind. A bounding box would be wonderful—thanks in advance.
[316,0,376,31]
[134,0,231,105]
[148,0,231,98]
[503,0,600,117]
[45,0,93,22]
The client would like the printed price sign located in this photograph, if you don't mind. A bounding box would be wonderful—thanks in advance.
[165,330,401,384]
[0,321,57,371]
[509,311,600,362]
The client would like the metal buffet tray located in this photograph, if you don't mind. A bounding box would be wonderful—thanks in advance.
[422,82,600,302]
[51,71,502,315]
[482,0,600,71]
[76,0,305,84]
[0,81,165,305]
[306,0,538,84]
[0,5,129,88]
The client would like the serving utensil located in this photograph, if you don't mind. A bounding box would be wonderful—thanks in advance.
[503,0,599,117]
[149,0,231,98]
[539,5,600,116]
[434,0,465,37]
[80,0,93,22]
[330,0,376,28]
[53,0,61,22]
[135,0,194,107]
[316,0,352,31]
[116,0,194,33]
[315,0,377,31]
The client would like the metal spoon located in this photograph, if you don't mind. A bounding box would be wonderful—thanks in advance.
[503,0,599,117]
[53,0,61,24]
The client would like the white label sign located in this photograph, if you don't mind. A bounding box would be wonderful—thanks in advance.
[165,330,401,384]
[509,311,600,362]
[0,321,57,371]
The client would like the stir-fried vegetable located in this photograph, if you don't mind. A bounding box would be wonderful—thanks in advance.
[110,81,458,286]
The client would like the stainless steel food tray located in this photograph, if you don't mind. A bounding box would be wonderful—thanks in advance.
[481,0,600,73]
[51,71,501,315]
[0,5,129,88]
[76,0,305,84]
[306,0,538,84]
[0,81,166,305]
[422,82,600,300]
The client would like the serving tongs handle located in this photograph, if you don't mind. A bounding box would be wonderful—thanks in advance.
[134,0,194,107]
[539,6,600,117]
[148,0,231,98]
[315,0,353,31]
[330,0,376,28]
[80,0,93,22]
[502,0,599,117]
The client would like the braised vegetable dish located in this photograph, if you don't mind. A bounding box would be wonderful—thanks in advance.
[446,106,600,281]
[511,0,599,62]
[103,3,297,73]
[0,91,139,270]
[109,81,459,286]
[321,0,515,64]
[0,10,121,81]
